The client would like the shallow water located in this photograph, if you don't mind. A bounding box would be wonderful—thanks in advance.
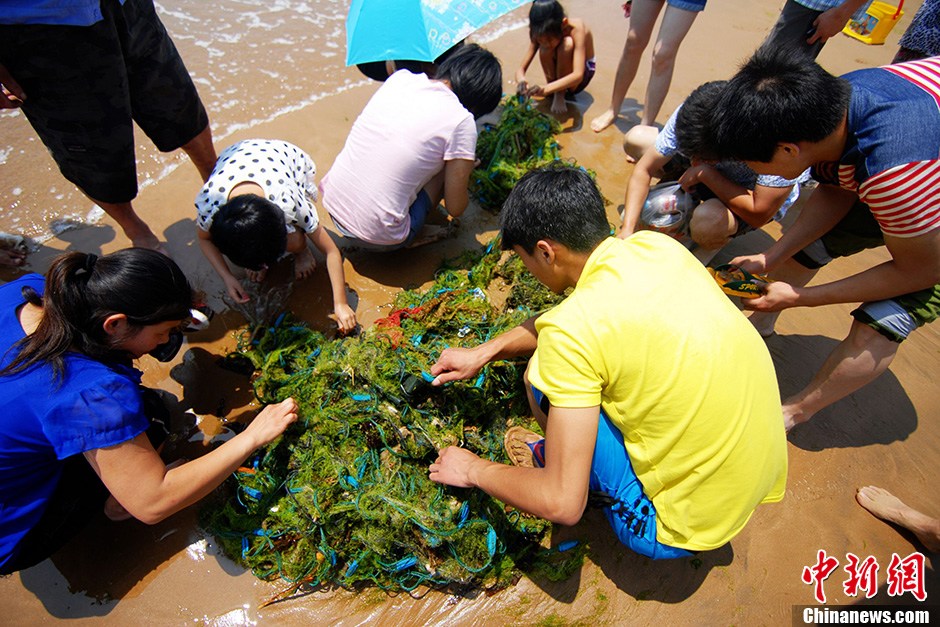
[0,0,526,241]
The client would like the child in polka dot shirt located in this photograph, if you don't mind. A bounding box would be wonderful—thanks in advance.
[195,139,356,333]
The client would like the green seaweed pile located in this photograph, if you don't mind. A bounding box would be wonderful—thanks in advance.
[471,97,562,212]
[201,240,586,602]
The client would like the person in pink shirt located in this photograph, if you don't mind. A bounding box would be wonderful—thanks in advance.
[321,44,502,250]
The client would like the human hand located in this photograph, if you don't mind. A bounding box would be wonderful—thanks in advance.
[616,224,635,240]
[243,398,299,448]
[428,446,482,488]
[729,253,770,276]
[516,80,528,96]
[429,346,487,386]
[331,303,357,334]
[525,84,545,98]
[0,64,26,109]
[224,276,251,303]
[809,7,849,44]
[678,164,713,191]
[741,280,800,312]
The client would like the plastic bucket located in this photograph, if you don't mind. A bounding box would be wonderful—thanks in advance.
[842,1,904,45]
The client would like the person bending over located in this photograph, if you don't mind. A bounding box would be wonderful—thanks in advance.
[428,164,786,559]
[321,44,502,251]
[196,139,356,333]
[0,249,297,574]
[516,0,595,114]
[621,81,808,264]
[709,47,940,431]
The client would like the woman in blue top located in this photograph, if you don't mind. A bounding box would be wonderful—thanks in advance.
[0,248,297,574]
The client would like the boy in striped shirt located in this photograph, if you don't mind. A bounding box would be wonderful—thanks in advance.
[709,47,940,431]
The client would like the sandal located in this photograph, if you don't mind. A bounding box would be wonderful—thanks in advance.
[707,263,772,299]
[504,426,545,468]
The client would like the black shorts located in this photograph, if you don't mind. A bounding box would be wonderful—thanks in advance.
[0,0,209,204]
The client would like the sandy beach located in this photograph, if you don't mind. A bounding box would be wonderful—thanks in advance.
[0,0,936,624]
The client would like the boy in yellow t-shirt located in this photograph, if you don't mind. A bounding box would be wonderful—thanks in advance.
[428,164,786,558]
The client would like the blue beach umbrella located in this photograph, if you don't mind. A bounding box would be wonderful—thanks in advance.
[345,0,528,66]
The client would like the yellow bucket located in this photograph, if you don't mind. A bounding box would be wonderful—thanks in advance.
[842,0,904,45]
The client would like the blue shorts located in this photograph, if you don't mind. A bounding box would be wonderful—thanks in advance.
[334,189,432,251]
[531,386,693,560]
[666,0,707,13]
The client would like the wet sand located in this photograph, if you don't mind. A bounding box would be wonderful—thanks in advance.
[1,0,937,624]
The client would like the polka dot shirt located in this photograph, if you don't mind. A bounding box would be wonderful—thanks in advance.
[195,139,320,234]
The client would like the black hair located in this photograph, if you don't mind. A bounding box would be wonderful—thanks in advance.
[711,45,851,162]
[435,43,503,119]
[501,163,610,254]
[674,80,727,162]
[529,0,566,42]
[1,248,193,378]
[209,194,287,271]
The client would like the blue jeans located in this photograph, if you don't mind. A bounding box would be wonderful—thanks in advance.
[334,189,432,251]
[531,386,693,560]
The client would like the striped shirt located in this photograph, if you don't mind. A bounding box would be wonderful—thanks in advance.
[834,57,940,238]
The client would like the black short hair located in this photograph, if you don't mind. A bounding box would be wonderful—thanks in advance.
[529,0,566,41]
[501,163,610,254]
[711,45,851,162]
[674,80,727,162]
[435,43,503,119]
[209,194,287,271]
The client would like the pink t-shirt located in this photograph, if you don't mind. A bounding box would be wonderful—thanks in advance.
[321,70,477,245]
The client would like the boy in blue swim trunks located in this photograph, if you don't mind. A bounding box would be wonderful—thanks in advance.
[428,164,787,559]
[710,48,940,431]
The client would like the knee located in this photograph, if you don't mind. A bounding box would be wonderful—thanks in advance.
[650,41,680,73]
[624,30,651,56]
[623,125,659,161]
[846,320,899,357]
[689,201,733,248]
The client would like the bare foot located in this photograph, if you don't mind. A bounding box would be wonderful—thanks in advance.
[745,310,778,339]
[856,486,940,552]
[405,222,457,249]
[590,109,617,133]
[782,404,808,432]
[104,495,134,521]
[551,93,567,115]
[246,266,268,283]
[293,246,317,280]
[0,233,28,267]
[0,247,27,267]
[504,426,544,468]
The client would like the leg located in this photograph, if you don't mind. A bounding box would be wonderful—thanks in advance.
[689,198,737,250]
[641,4,700,125]
[181,125,217,182]
[762,0,826,59]
[550,37,576,113]
[91,198,162,251]
[856,487,940,552]
[783,321,898,431]
[590,0,664,132]
[622,124,660,163]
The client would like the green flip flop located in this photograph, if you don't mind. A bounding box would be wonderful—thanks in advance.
[707,263,772,299]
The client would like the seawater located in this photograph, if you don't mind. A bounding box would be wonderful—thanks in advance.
[0,0,525,241]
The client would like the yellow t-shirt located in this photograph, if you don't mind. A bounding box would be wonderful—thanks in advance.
[527,233,787,551]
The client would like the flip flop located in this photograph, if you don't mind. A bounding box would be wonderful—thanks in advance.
[707,263,772,299]
[504,426,545,468]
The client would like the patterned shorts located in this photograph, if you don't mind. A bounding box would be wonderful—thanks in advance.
[0,0,209,203]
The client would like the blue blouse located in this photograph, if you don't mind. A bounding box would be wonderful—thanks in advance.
[0,275,148,570]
